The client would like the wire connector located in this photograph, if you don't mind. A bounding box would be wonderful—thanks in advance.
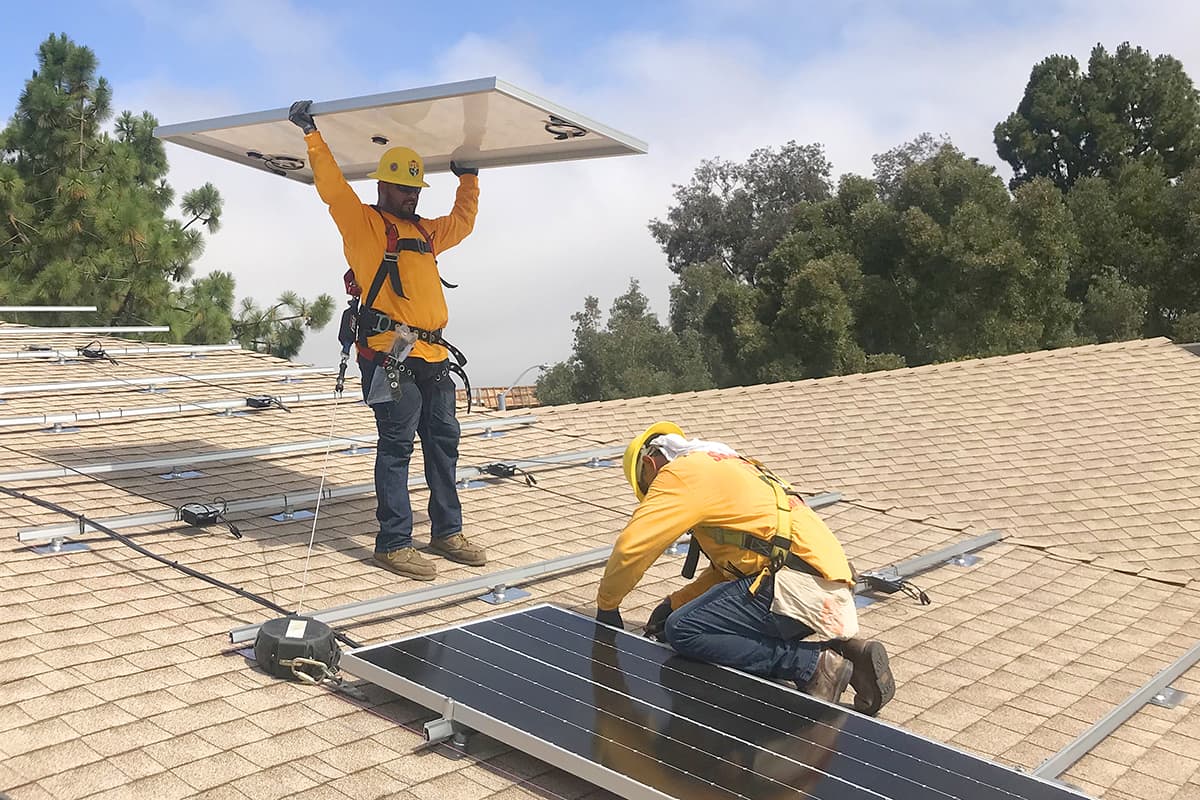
[77,340,118,364]
[179,499,242,539]
[246,395,290,412]
[858,569,931,605]
[480,463,538,486]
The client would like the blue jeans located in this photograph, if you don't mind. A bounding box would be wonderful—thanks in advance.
[663,575,824,685]
[360,356,462,552]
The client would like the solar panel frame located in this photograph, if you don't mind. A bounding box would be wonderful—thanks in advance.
[154,77,648,185]
[342,604,1091,800]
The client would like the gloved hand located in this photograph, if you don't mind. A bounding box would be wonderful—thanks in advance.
[595,608,624,629]
[288,100,317,134]
[642,597,674,640]
[450,160,478,177]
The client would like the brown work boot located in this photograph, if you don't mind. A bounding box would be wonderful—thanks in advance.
[798,649,853,703]
[373,547,437,581]
[428,533,487,566]
[836,638,895,716]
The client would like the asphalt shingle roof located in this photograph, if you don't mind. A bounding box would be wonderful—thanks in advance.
[2,332,1199,799]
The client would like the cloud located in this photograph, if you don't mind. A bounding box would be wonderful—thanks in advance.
[119,0,1200,387]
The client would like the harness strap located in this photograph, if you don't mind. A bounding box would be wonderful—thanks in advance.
[355,345,473,415]
[412,218,457,289]
[681,535,701,579]
[674,462,825,593]
[411,219,437,258]
[363,218,404,310]
[356,319,467,367]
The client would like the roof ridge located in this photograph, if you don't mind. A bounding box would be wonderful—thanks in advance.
[534,337,1184,414]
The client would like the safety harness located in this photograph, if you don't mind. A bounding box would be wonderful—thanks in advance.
[679,458,824,594]
[335,208,471,410]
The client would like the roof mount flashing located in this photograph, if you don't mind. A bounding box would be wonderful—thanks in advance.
[1149,686,1187,709]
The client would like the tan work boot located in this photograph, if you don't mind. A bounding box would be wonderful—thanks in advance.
[428,533,487,566]
[799,649,853,703]
[373,547,436,581]
[836,638,895,716]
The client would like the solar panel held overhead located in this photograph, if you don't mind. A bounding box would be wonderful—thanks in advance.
[154,77,648,184]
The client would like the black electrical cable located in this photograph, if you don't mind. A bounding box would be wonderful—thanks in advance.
[1,485,362,648]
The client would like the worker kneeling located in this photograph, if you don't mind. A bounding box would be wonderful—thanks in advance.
[595,422,895,715]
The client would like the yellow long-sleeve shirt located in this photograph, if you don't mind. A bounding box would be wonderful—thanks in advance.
[596,451,852,612]
[306,131,479,362]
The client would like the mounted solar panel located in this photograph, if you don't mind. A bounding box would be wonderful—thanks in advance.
[154,77,648,184]
[342,605,1088,800]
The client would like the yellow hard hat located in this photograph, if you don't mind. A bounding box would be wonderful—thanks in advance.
[368,146,430,187]
[623,421,684,502]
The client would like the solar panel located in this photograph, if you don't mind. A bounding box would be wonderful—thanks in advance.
[341,605,1088,800]
[154,77,648,185]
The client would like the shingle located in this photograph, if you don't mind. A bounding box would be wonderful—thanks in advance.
[7,335,1200,800]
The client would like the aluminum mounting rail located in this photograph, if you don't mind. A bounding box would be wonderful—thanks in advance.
[0,306,99,312]
[855,529,1005,594]
[0,414,539,482]
[1034,639,1200,780]
[0,391,339,429]
[0,366,334,395]
[0,344,242,361]
[226,492,846,644]
[0,326,169,335]
[17,445,628,543]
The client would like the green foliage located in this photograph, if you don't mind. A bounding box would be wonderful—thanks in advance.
[1079,267,1148,342]
[535,280,711,405]
[996,43,1200,190]
[1174,313,1200,343]
[0,34,330,358]
[544,42,1200,405]
[648,141,832,284]
[233,291,336,360]
[0,35,190,328]
[668,261,770,386]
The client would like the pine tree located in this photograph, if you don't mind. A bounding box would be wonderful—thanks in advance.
[0,34,332,355]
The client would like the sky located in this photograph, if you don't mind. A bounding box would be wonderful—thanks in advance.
[3,0,1200,386]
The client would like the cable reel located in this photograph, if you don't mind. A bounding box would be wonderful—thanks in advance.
[253,615,342,684]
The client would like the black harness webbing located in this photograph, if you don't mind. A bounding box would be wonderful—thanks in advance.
[338,209,472,410]
[679,533,823,580]
[677,459,824,586]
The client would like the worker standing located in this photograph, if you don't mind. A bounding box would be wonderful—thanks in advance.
[596,422,895,715]
[288,100,486,580]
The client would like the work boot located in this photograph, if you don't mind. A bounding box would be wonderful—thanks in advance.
[835,638,895,716]
[428,533,487,566]
[373,547,437,581]
[798,649,853,703]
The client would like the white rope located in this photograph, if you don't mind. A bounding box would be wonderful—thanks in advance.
[295,391,344,614]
